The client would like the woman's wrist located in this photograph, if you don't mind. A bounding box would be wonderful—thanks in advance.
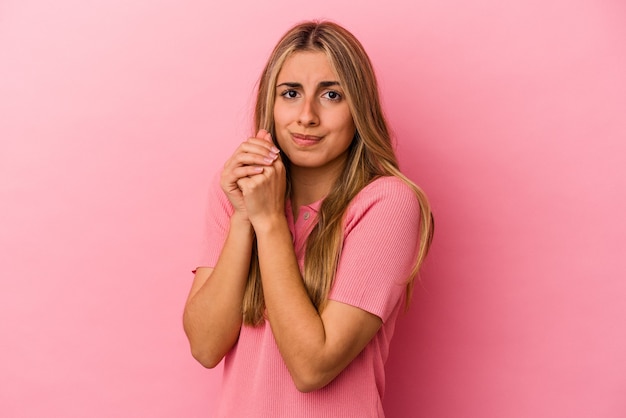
[230,212,254,232]
[251,213,288,237]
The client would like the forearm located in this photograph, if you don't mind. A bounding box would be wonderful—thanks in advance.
[254,217,330,388]
[183,215,254,368]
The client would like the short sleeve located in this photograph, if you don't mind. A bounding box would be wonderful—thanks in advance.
[195,172,234,269]
[328,177,421,322]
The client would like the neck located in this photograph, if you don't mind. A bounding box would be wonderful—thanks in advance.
[289,161,344,216]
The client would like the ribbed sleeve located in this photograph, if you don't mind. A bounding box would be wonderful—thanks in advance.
[330,176,421,322]
[196,172,233,269]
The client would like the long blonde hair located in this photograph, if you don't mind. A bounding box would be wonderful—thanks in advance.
[243,20,434,325]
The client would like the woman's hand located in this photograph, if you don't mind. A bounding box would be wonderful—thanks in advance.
[236,135,287,231]
[220,129,281,221]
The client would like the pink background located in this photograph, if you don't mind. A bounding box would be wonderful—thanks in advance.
[1,0,625,417]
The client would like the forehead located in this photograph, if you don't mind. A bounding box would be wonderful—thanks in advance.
[276,51,337,83]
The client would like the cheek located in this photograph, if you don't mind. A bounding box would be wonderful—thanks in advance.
[333,110,355,135]
[272,124,290,150]
[273,106,293,130]
[275,134,288,150]
[272,103,281,124]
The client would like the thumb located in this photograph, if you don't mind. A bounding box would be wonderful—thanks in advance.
[255,128,268,140]
[255,128,273,143]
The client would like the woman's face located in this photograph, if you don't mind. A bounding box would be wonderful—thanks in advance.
[273,51,356,172]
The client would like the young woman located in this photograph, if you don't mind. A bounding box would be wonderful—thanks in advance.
[183,20,434,417]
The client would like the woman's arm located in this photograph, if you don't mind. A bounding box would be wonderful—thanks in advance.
[236,161,384,392]
[182,213,254,368]
[183,130,280,368]
[255,216,383,392]
[239,163,420,392]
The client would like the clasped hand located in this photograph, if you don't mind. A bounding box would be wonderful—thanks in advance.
[220,129,286,229]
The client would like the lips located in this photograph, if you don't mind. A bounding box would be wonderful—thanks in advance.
[291,133,322,146]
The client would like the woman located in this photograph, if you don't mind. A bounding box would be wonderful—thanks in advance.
[183,20,434,417]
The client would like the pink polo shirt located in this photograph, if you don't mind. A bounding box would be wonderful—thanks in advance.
[196,174,421,418]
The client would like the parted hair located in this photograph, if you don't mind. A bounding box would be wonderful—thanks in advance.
[243,20,434,325]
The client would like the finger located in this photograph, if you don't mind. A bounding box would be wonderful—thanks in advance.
[245,137,280,155]
[237,139,276,155]
[235,177,248,194]
[249,129,278,151]
[272,156,285,171]
[261,131,279,158]
[236,176,260,195]
[224,144,277,169]
[232,165,264,179]
[240,139,280,159]
[222,164,263,184]
[221,164,263,186]
[255,128,268,140]
[259,129,273,143]
[227,153,274,169]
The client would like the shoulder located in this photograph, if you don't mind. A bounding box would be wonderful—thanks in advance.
[344,176,420,231]
[360,175,416,200]
[349,176,419,213]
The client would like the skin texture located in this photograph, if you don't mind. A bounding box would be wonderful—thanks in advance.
[183,52,382,392]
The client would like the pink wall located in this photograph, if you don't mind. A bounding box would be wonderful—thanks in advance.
[1,1,624,417]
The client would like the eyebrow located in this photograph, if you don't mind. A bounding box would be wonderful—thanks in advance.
[276,81,341,89]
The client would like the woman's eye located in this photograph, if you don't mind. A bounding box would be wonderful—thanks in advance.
[323,91,342,101]
[281,90,298,99]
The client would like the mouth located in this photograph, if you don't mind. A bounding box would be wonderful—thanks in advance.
[291,133,323,146]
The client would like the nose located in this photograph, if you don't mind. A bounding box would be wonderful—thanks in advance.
[297,97,319,127]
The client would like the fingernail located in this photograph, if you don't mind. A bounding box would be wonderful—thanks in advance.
[263,157,274,163]
[271,146,280,154]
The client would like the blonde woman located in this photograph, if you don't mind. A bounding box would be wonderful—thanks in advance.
[183,20,434,417]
